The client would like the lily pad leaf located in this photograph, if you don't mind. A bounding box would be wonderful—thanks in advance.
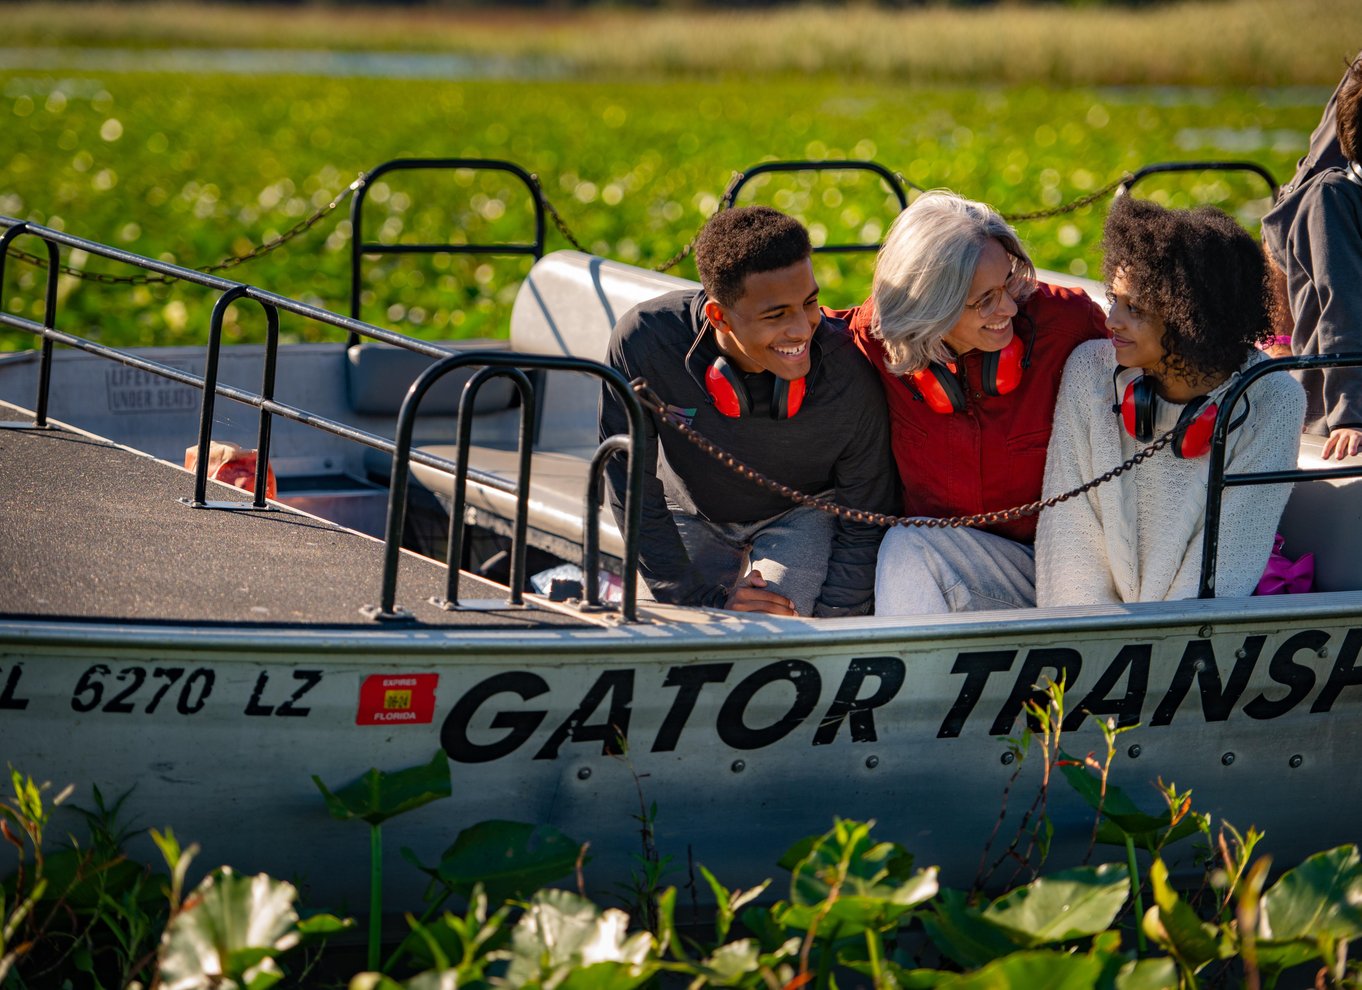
[982,863,1129,946]
[785,819,936,934]
[431,820,583,906]
[297,912,355,938]
[1114,956,1179,990]
[695,938,762,984]
[158,868,301,990]
[313,750,451,826]
[1253,938,1321,979]
[933,948,1108,989]
[1259,845,1362,942]
[922,888,1026,969]
[503,889,657,990]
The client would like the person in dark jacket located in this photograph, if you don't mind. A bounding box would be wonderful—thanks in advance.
[827,191,1107,615]
[1261,54,1362,460]
[599,206,897,617]
[1260,51,1353,358]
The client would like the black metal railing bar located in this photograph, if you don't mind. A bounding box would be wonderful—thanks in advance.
[347,158,546,347]
[374,350,645,624]
[1201,353,1362,598]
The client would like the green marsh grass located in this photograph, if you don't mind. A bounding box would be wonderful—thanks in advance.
[4,0,1361,86]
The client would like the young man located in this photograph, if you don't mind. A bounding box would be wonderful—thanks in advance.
[599,206,896,616]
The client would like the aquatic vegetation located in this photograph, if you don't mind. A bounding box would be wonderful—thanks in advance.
[0,72,1328,352]
[9,723,1362,989]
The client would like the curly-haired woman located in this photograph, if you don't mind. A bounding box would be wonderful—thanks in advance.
[1035,196,1306,605]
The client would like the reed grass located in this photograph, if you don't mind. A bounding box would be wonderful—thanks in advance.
[3,0,1359,86]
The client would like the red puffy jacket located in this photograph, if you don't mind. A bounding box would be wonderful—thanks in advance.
[828,282,1108,544]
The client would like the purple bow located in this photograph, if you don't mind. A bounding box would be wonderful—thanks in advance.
[1255,534,1315,596]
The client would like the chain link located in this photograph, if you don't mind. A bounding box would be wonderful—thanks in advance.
[531,171,706,273]
[530,173,591,254]
[532,167,1133,274]
[8,166,1133,288]
[998,173,1134,223]
[7,172,367,286]
[631,378,1173,529]
[892,170,929,196]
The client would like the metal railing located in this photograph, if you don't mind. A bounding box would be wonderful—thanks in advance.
[369,351,644,623]
[1118,161,1279,201]
[1201,354,1362,598]
[720,160,910,255]
[0,214,646,623]
[347,157,545,346]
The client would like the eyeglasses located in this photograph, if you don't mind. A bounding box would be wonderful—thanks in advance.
[964,256,1028,319]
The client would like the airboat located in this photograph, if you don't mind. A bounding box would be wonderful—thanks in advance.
[2,159,1360,915]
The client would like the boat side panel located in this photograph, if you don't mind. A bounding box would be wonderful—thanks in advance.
[2,612,1359,910]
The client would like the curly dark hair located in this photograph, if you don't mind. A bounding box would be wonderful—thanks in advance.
[694,206,812,307]
[1337,54,1362,163]
[1101,195,1270,385]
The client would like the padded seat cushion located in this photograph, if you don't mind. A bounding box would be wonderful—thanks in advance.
[346,341,517,416]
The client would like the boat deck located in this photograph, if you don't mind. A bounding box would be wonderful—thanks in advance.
[0,403,593,628]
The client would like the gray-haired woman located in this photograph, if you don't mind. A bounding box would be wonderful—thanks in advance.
[827,190,1108,615]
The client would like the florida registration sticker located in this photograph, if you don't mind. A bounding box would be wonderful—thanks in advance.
[356,673,439,725]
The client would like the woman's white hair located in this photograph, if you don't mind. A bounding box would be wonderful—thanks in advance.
[872,190,1037,375]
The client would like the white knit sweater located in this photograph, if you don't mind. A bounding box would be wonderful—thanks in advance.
[1036,340,1306,606]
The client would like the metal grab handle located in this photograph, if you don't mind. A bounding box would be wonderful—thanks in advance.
[1200,353,1362,597]
[375,350,647,623]
[720,159,909,254]
[0,223,60,427]
[439,366,535,609]
[1118,161,1279,202]
[191,285,280,509]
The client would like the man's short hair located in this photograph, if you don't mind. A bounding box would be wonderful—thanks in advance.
[694,206,812,307]
[1337,55,1362,163]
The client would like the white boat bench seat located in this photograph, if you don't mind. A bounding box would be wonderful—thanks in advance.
[1278,433,1362,593]
[407,252,696,565]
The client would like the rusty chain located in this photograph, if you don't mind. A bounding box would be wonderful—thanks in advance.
[998,173,1134,222]
[631,378,1174,529]
[535,167,1134,274]
[10,165,1134,286]
[531,172,706,273]
[7,172,367,285]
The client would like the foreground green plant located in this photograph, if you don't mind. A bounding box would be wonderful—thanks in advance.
[2,774,351,990]
[13,708,1362,990]
[314,749,452,972]
[1,773,169,989]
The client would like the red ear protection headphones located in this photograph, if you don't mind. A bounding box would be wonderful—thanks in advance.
[909,334,1028,414]
[1112,367,1247,459]
[704,355,806,419]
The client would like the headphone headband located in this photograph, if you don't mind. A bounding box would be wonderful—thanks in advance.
[1112,365,1249,459]
[909,333,1027,414]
